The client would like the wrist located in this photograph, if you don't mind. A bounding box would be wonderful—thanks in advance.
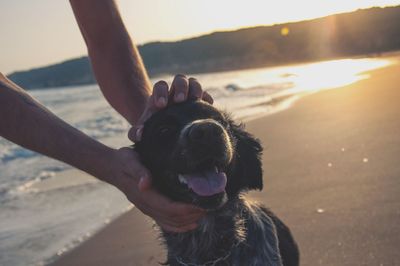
[94,147,143,196]
[87,147,132,194]
[73,141,118,183]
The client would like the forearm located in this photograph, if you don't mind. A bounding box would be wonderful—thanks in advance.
[70,0,151,125]
[0,75,114,181]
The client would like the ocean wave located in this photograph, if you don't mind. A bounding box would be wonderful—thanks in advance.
[74,110,129,139]
[0,56,394,266]
[0,145,37,163]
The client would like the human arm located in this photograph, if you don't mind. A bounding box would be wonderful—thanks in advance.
[0,74,203,232]
[69,0,150,125]
[69,0,213,126]
[0,73,111,177]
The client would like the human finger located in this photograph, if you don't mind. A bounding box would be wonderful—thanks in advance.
[139,81,169,120]
[129,81,169,142]
[202,91,214,104]
[152,80,169,108]
[170,74,189,103]
[188,77,203,100]
[140,188,205,225]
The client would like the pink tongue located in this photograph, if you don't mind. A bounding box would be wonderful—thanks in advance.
[183,171,227,196]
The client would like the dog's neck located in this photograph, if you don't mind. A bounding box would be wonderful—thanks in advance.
[162,197,245,265]
[161,196,282,266]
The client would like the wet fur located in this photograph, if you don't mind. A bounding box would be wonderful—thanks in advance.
[135,101,299,266]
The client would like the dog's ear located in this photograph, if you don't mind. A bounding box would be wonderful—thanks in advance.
[227,121,263,194]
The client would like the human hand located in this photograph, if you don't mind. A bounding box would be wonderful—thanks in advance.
[128,74,213,143]
[105,147,206,233]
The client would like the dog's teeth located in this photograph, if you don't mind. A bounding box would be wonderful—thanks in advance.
[178,174,187,184]
[214,166,219,173]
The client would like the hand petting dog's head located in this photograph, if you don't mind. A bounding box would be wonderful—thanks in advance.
[135,100,263,210]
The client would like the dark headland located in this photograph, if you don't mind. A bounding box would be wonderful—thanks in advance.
[8,6,400,90]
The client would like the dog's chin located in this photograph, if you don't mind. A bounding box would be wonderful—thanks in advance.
[191,192,228,210]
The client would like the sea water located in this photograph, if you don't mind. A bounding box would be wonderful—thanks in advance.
[0,56,394,265]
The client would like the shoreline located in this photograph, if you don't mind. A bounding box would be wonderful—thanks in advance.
[4,55,381,266]
[16,50,400,92]
[52,61,400,265]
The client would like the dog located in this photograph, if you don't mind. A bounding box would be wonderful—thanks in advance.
[134,100,299,266]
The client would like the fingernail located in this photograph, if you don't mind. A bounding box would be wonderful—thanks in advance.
[157,96,167,107]
[138,174,152,191]
[175,93,185,102]
[136,126,143,141]
[138,176,146,191]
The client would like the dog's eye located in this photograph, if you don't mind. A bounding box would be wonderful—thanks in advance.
[158,126,173,136]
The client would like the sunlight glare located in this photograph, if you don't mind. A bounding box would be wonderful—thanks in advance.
[287,58,393,93]
[281,27,290,36]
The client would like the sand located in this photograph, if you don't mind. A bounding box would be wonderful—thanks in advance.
[52,61,400,266]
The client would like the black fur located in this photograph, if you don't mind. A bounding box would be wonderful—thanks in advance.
[135,100,299,265]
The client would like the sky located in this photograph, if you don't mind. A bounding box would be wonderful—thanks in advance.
[1,0,399,74]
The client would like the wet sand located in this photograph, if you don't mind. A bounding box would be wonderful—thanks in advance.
[53,61,400,266]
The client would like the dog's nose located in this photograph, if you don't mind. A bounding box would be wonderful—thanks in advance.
[187,120,224,144]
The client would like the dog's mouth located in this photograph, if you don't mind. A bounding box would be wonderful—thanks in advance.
[168,158,229,209]
[177,167,227,197]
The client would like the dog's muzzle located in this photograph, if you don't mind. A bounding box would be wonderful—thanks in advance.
[173,119,233,198]
[180,119,233,163]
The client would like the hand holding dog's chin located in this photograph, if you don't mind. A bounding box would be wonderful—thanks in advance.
[101,147,206,233]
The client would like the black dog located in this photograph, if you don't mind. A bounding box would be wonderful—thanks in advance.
[135,100,299,266]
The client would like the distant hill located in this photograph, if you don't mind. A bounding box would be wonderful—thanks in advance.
[8,6,400,90]
[8,57,96,89]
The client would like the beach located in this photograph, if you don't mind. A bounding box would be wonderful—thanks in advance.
[3,56,396,266]
[51,60,400,266]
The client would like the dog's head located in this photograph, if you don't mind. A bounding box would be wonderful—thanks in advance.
[135,100,263,210]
